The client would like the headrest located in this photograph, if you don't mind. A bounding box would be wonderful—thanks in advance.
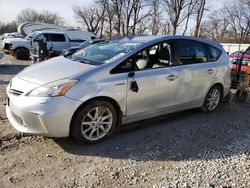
[159,47,170,60]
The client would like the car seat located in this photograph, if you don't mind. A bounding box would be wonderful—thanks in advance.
[136,50,149,70]
[153,47,170,68]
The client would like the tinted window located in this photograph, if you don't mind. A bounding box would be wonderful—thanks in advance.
[208,45,222,61]
[177,40,208,64]
[50,34,66,42]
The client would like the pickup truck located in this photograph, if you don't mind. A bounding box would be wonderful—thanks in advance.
[1,30,95,60]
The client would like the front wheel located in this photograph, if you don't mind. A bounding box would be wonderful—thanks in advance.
[71,100,117,143]
[201,85,222,112]
[14,48,29,60]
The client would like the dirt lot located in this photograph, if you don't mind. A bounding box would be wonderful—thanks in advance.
[0,54,250,188]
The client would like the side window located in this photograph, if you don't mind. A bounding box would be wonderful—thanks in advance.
[208,45,222,61]
[110,41,172,74]
[35,34,49,41]
[177,40,208,65]
[110,59,135,74]
[50,34,66,42]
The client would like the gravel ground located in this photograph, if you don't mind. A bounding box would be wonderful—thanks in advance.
[0,54,250,188]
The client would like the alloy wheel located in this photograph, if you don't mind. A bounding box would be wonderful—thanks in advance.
[80,106,113,141]
[206,88,220,111]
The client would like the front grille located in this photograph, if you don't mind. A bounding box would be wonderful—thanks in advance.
[9,89,24,96]
[4,43,12,50]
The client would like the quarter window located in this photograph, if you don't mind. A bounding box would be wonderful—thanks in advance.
[177,40,208,64]
[208,45,222,61]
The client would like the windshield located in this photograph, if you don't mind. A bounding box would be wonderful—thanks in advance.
[69,40,143,65]
[25,32,40,40]
[79,41,92,48]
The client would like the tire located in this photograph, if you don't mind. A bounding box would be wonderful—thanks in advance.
[71,100,117,143]
[32,57,37,64]
[14,48,29,60]
[201,85,222,112]
[235,89,248,102]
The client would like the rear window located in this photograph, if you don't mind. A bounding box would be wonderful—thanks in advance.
[208,45,222,61]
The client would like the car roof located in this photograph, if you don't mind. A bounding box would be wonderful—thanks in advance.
[117,35,223,50]
[35,30,66,34]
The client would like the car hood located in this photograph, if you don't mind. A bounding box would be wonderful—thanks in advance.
[3,37,29,44]
[17,56,95,85]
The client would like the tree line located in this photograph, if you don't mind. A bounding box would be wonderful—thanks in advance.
[0,0,249,43]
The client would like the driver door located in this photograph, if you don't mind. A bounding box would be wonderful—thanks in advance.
[124,41,180,121]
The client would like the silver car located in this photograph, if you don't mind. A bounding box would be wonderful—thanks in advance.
[6,36,231,143]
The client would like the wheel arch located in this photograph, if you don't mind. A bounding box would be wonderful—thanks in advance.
[207,82,224,101]
[13,47,30,54]
[70,96,123,134]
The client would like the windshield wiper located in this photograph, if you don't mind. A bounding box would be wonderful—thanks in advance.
[75,59,96,65]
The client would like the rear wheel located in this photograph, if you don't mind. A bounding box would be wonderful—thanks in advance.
[71,100,117,143]
[201,85,222,112]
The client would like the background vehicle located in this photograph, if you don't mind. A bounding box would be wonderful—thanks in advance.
[61,39,105,55]
[1,30,95,60]
[230,47,250,74]
[230,47,250,101]
[6,36,231,143]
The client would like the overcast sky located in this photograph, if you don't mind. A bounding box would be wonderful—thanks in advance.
[0,0,226,26]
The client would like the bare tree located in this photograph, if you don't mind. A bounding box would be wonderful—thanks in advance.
[0,21,17,35]
[225,0,250,42]
[193,0,206,37]
[161,0,195,35]
[200,0,250,43]
[131,0,150,34]
[182,0,197,35]
[150,0,160,35]
[200,8,230,42]
[16,8,63,25]
[73,5,104,35]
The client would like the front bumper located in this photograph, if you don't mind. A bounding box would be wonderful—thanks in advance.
[2,43,14,54]
[6,93,82,137]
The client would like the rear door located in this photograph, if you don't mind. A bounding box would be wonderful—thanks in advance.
[174,39,217,107]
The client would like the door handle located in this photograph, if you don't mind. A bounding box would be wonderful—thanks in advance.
[167,74,177,81]
[207,69,215,74]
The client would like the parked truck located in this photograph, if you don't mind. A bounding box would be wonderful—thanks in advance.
[1,30,95,60]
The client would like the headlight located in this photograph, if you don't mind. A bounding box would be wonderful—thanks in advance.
[27,79,78,97]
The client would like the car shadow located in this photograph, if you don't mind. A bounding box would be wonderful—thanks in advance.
[55,99,250,162]
[0,64,28,75]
